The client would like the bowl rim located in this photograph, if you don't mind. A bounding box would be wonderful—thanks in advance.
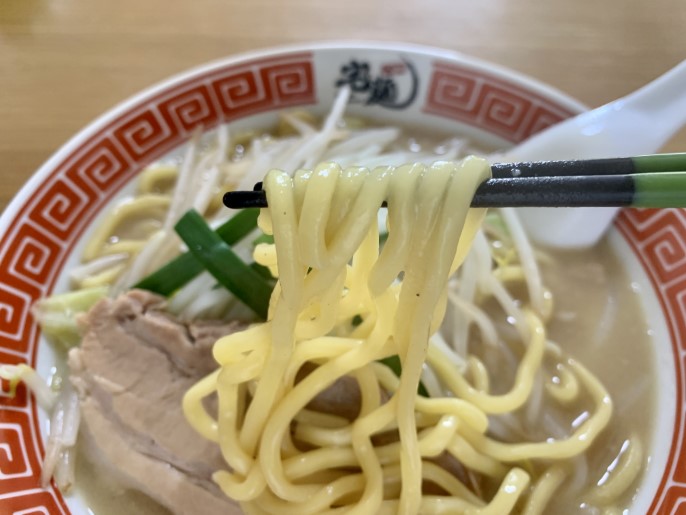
[1,40,589,229]
[16,40,672,514]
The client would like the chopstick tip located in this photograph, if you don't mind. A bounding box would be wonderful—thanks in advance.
[223,190,268,209]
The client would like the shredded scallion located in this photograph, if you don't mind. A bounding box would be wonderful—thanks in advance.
[135,208,259,296]
[174,210,272,319]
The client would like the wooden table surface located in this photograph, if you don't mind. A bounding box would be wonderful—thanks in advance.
[1,0,684,212]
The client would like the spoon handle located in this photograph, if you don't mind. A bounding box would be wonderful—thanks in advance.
[622,59,686,123]
[508,60,686,248]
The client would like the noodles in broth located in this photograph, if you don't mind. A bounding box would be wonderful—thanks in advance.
[14,87,653,514]
[182,159,642,514]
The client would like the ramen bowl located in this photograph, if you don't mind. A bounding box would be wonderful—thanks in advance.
[0,42,680,513]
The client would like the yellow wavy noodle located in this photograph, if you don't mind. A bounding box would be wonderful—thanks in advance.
[521,466,566,515]
[79,264,127,289]
[71,168,179,289]
[182,158,635,514]
[585,436,643,507]
[546,362,581,404]
[136,165,179,195]
[83,194,170,260]
[467,356,490,392]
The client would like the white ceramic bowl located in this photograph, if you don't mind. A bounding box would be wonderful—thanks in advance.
[0,42,681,513]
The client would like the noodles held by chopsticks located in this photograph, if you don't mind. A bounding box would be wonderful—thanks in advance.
[182,159,632,514]
[8,85,646,512]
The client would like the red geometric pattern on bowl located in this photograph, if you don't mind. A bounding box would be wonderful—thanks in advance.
[0,51,315,513]
[424,61,574,143]
[616,209,686,513]
[0,47,679,512]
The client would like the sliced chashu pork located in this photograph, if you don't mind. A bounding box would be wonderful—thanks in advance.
[68,290,243,515]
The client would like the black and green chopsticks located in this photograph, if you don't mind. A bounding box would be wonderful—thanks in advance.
[483,152,686,208]
[222,153,686,209]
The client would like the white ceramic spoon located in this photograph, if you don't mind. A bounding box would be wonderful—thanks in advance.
[508,59,686,248]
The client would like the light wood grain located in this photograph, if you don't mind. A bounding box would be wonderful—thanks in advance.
[1,0,684,211]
